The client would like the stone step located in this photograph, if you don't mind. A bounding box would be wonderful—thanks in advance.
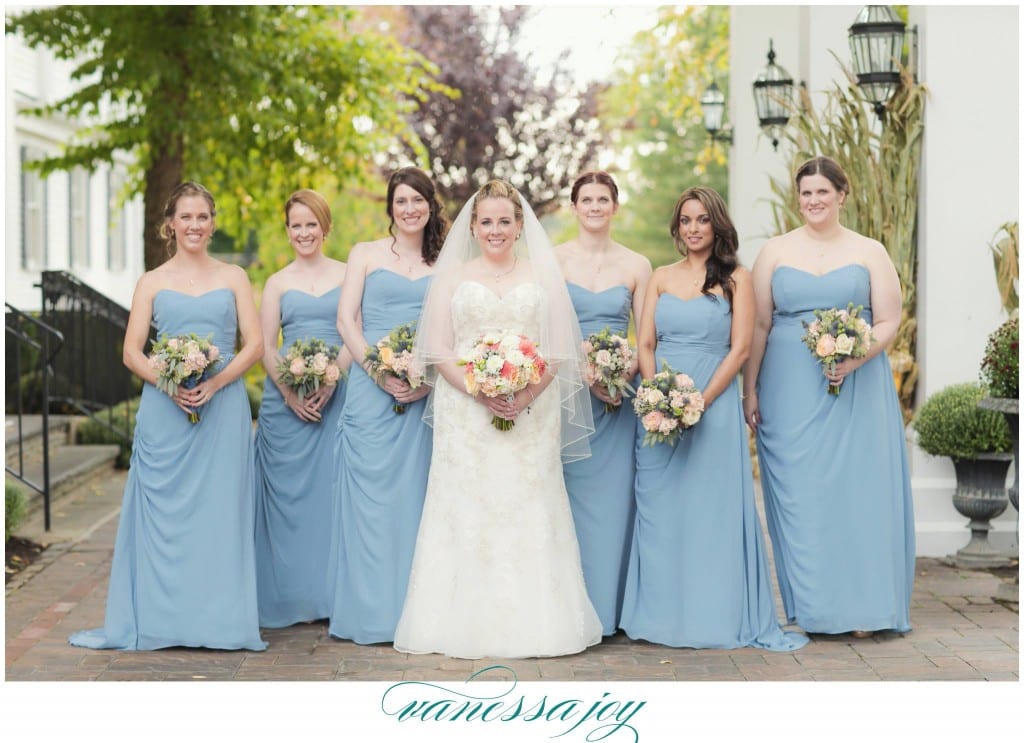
[6,442,122,519]
[5,414,73,464]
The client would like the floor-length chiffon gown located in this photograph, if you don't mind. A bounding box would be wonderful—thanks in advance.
[393,281,602,659]
[254,287,346,627]
[620,292,807,651]
[69,288,266,651]
[564,283,637,636]
[328,269,433,644]
[756,264,914,634]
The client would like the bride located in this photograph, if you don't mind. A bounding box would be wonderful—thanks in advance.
[393,179,602,659]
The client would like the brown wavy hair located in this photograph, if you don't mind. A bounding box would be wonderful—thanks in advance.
[386,167,448,266]
[669,186,738,308]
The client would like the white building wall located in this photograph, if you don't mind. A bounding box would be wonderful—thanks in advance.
[4,31,144,312]
[730,5,1019,556]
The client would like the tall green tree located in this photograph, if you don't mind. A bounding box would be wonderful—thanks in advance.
[601,6,729,266]
[7,5,442,270]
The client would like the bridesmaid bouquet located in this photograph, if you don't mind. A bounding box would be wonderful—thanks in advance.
[275,337,344,413]
[801,303,874,396]
[149,332,221,423]
[583,327,636,413]
[365,322,424,414]
[458,331,548,432]
[632,362,704,446]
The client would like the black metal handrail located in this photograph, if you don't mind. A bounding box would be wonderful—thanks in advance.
[5,302,64,531]
[39,270,150,443]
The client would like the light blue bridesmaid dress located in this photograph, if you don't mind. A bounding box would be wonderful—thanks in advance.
[564,283,637,636]
[328,269,432,644]
[69,288,266,651]
[254,287,345,627]
[620,292,807,651]
[756,264,914,634]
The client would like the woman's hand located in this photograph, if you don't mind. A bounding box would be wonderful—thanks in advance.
[589,381,621,407]
[476,392,518,420]
[174,378,222,417]
[393,383,430,405]
[825,357,865,388]
[284,388,323,423]
[743,391,761,430]
[304,383,338,414]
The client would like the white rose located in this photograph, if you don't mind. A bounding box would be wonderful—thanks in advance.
[681,407,702,426]
[505,349,526,367]
[485,355,504,373]
[834,333,855,355]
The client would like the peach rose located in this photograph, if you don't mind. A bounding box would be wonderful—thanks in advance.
[642,410,665,432]
[207,344,220,362]
[289,357,307,376]
[815,334,837,358]
[325,364,341,385]
[675,373,694,388]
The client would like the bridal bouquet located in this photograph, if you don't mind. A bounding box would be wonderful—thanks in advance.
[632,362,704,446]
[583,327,635,413]
[801,303,874,396]
[275,337,343,412]
[458,331,548,431]
[365,322,424,414]
[149,332,221,423]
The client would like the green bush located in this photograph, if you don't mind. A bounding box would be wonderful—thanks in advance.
[75,397,141,469]
[913,382,1012,460]
[6,482,28,541]
[979,315,1019,399]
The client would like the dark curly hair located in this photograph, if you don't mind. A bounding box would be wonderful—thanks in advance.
[386,167,448,266]
[669,185,738,308]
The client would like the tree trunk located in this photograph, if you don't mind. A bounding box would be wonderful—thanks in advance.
[143,141,184,271]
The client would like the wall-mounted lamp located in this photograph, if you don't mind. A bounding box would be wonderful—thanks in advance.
[848,4,919,119]
[700,80,733,145]
[752,39,795,151]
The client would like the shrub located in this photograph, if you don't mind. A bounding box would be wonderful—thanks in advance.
[6,483,28,541]
[913,382,1012,460]
[75,397,141,469]
[979,315,1019,399]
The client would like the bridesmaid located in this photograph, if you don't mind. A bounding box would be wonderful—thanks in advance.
[69,182,266,651]
[743,156,914,638]
[620,186,807,651]
[327,167,448,644]
[555,171,651,636]
[254,189,351,628]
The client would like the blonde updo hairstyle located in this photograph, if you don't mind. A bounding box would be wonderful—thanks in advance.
[160,181,217,258]
[470,179,524,227]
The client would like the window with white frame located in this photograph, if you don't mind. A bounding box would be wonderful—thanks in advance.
[107,169,126,271]
[69,168,90,269]
[20,146,47,270]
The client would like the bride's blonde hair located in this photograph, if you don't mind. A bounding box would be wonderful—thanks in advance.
[470,180,523,226]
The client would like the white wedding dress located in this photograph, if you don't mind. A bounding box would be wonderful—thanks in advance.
[393,281,602,659]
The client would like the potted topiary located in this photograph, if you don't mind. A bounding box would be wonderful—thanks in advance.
[913,381,1013,567]
[978,314,1019,509]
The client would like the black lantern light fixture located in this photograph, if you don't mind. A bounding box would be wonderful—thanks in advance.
[848,5,918,118]
[700,80,733,145]
[752,39,795,151]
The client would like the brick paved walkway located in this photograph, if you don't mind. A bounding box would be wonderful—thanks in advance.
[5,470,1017,683]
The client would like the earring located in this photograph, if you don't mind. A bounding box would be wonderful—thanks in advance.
[516,233,522,240]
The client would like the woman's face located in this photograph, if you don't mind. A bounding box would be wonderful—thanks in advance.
[472,197,519,260]
[169,195,215,255]
[391,183,430,237]
[286,202,325,258]
[572,182,617,233]
[797,173,844,227]
[677,198,714,254]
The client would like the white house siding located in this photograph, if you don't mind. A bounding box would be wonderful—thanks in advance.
[4,31,143,312]
[729,5,1019,556]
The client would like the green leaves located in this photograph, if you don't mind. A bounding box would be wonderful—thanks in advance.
[913,382,1012,459]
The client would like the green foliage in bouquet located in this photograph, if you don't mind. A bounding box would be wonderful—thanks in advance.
[913,382,1011,461]
[979,315,1019,400]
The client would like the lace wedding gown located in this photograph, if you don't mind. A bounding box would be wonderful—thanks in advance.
[393,281,602,659]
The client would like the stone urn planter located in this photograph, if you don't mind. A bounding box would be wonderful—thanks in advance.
[978,396,1018,512]
[950,452,1013,568]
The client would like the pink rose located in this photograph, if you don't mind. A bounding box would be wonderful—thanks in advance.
[658,417,678,435]
[289,357,307,376]
[207,344,220,362]
[167,338,181,350]
[675,373,694,388]
[815,334,836,358]
[325,364,341,384]
[642,410,665,433]
[595,349,613,368]
[581,340,594,355]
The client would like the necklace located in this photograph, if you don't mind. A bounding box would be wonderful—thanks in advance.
[494,255,518,282]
